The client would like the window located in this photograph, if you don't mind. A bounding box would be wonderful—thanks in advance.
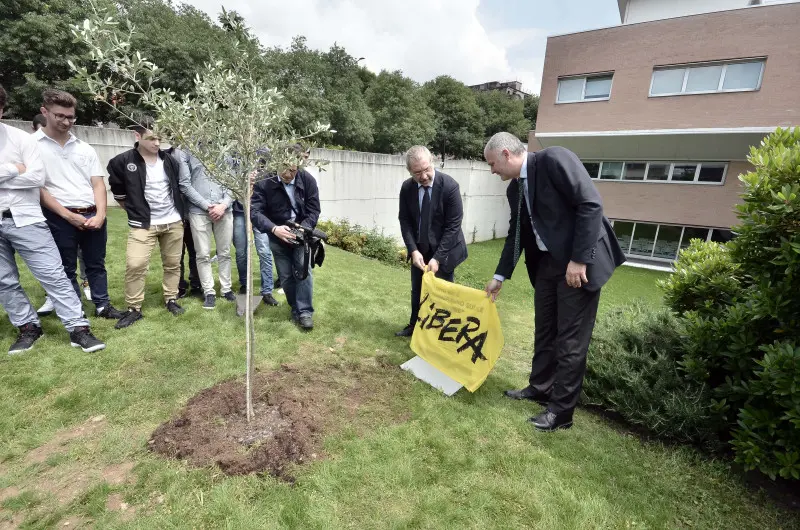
[582,162,600,179]
[557,73,613,103]
[586,160,728,185]
[650,59,765,96]
[622,162,646,181]
[653,225,682,260]
[600,162,623,180]
[613,221,634,253]
[611,221,733,262]
[671,164,697,182]
[646,163,670,181]
[630,223,658,257]
[681,227,710,249]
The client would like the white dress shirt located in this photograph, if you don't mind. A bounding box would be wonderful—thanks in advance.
[0,124,47,227]
[33,129,104,208]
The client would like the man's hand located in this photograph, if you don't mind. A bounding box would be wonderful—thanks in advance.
[427,258,439,274]
[66,212,86,230]
[83,213,106,230]
[410,250,425,271]
[14,163,26,174]
[485,279,503,302]
[208,203,226,222]
[273,225,296,244]
[565,260,588,288]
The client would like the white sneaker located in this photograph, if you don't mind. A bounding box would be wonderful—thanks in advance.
[37,296,54,316]
[81,281,92,301]
[211,254,218,263]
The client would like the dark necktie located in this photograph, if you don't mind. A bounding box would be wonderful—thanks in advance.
[419,186,431,255]
[512,179,523,266]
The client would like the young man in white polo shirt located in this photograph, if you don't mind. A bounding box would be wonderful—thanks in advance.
[0,84,105,354]
[34,89,123,320]
[107,120,186,328]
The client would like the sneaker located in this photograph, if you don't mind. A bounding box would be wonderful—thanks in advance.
[177,286,188,299]
[81,280,92,301]
[115,308,143,329]
[69,326,106,353]
[97,304,125,320]
[238,284,247,295]
[297,315,313,331]
[166,299,185,316]
[36,296,54,316]
[203,294,216,310]
[222,291,236,302]
[8,323,43,355]
[262,293,279,306]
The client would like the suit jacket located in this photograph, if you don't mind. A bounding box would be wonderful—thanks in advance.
[495,147,626,291]
[250,169,321,246]
[398,170,467,273]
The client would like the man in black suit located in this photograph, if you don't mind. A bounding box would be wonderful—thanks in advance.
[396,145,467,337]
[483,132,625,431]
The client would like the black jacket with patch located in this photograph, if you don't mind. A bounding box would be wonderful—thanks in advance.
[107,147,184,229]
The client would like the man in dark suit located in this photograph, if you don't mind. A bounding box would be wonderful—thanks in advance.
[483,132,625,432]
[396,145,467,337]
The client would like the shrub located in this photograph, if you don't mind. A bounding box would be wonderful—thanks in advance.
[316,219,408,268]
[658,128,800,479]
[658,239,740,317]
[583,301,719,448]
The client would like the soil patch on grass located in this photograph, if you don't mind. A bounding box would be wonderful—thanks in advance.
[148,359,410,481]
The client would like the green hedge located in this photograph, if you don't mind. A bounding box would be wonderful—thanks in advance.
[317,219,408,268]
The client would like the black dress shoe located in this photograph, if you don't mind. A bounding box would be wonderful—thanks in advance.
[529,409,573,432]
[395,326,413,337]
[504,387,549,406]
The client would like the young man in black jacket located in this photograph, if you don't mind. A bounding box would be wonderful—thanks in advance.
[107,122,186,328]
[250,157,320,330]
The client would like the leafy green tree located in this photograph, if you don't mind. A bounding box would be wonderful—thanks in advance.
[475,90,530,141]
[0,0,109,122]
[365,71,435,154]
[422,76,485,159]
[523,94,539,130]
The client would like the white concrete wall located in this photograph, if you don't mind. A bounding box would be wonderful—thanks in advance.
[1,121,512,244]
[306,148,511,243]
[623,0,751,23]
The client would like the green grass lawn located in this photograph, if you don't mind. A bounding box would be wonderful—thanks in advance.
[0,209,796,529]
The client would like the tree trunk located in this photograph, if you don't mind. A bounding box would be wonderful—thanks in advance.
[243,185,256,421]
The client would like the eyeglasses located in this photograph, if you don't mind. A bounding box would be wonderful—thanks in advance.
[411,166,432,177]
[51,112,77,123]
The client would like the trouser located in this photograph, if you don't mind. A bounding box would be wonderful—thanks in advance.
[124,221,184,310]
[43,209,111,309]
[190,211,233,296]
[270,240,313,318]
[529,253,602,415]
[0,218,89,330]
[179,219,200,291]
[232,210,274,295]
[409,252,454,328]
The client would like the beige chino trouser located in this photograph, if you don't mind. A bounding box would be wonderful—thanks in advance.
[124,221,184,310]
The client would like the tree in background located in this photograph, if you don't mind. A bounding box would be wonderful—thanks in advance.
[476,90,530,141]
[71,2,330,420]
[422,76,485,159]
[523,94,539,131]
[365,71,436,155]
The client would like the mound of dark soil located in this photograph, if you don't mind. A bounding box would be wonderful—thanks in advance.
[148,360,408,481]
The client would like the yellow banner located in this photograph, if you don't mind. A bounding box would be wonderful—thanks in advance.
[410,272,504,392]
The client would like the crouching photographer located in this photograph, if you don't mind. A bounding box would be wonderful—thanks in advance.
[251,149,322,330]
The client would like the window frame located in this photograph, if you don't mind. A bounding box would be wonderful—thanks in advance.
[556,72,614,104]
[610,220,715,262]
[649,58,765,98]
[585,161,728,186]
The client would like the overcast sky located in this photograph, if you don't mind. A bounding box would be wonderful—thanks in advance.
[181,0,621,95]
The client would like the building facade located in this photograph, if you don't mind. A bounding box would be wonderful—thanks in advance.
[530,0,800,265]
[469,80,529,100]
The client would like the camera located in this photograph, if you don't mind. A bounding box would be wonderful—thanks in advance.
[287,221,328,247]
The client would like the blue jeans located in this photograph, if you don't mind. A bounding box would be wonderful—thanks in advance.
[232,211,273,295]
[43,209,110,309]
[270,240,313,318]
